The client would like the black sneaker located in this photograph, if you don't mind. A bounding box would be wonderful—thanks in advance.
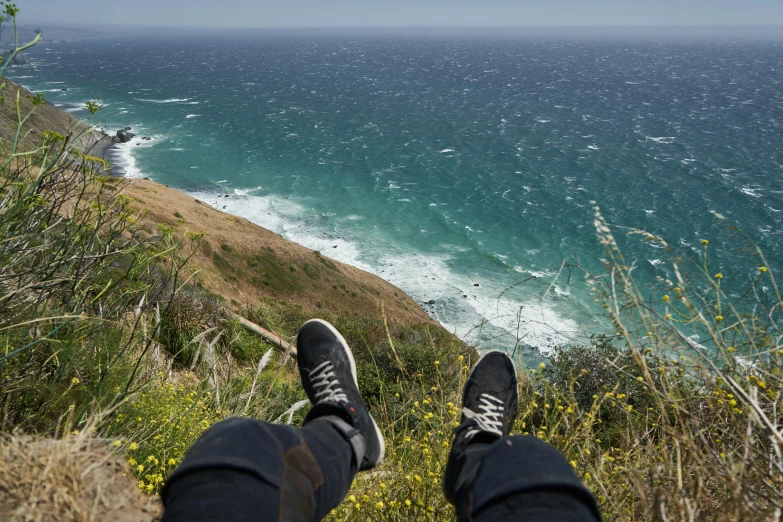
[460,350,518,442]
[297,319,385,470]
[443,350,518,505]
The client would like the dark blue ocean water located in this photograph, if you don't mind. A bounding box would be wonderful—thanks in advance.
[11,35,783,359]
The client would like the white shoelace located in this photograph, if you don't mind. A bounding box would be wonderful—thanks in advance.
[462,393,505,439]
[308,360,348,403]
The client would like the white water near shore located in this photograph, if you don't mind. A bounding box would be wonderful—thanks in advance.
[188,186,585,355]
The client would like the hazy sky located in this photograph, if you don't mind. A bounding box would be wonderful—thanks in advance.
[21,0,783,28]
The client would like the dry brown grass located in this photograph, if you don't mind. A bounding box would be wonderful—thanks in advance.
[118,177,434,327]
[0,78,106,153]
[0,433,161,522]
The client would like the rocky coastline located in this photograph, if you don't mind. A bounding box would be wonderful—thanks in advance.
[91,127,153,177]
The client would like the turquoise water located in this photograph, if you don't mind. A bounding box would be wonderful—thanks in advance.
[11,35,783,359]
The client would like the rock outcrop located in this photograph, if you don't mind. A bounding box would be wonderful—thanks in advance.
[111,127,136,144]
[1,50,28,66]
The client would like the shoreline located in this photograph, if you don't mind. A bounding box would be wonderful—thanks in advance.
[87,133,115,165]
[92,130,146,178]
[83,131,580,356]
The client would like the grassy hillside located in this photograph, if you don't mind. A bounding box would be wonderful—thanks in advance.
[119,177,434,326]
[0,77,106,153]
[2,10,783,521]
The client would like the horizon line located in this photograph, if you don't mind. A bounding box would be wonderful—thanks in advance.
[24,22,783,29]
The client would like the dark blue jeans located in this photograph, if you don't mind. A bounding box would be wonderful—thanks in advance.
[161,418,601,521]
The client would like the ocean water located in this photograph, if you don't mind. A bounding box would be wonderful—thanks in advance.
[11,35,783,361]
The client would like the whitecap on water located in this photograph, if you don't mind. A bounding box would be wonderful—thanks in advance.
[645,136,676,144]
[233,186,265,196]
[513,266,550,278]
[134,98,192,104]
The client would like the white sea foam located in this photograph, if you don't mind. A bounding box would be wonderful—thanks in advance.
[587,145,600,150]
[513,267,550,278]
[233,186,265,196]
[185,189,581,353]
[134,98,192,104]
[741,186,762,197]
[185,114,200,119]
[439,148,455,153]
[459,295,580,355]
[104,134,161,179]
[646,136,676,144]
[105,143,142,178]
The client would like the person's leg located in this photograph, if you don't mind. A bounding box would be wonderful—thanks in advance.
[467,436,600,522]
[443,351,601,522]
[161,416,355,522]
[162,319,385,521]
